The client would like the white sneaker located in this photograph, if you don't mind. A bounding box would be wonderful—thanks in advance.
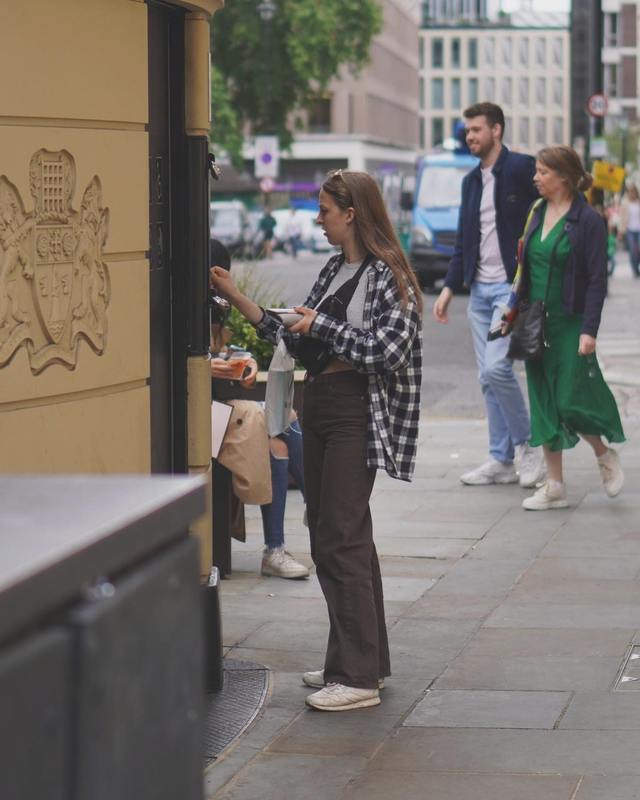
[305,683,380,711]
[460,457,518,485]
[261,547,309,579]
[302,669,385,690]
[598,448,624,498]
[522,480,568,510]
[515,442,547,488]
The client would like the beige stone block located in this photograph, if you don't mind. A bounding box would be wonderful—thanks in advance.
[1,260,149,404]
[0,386,150,474]
[0,128,148,255]
[0,0,147,123]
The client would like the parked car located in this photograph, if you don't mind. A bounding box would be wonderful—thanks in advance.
[210,200,250,257]
[271,208,333,253]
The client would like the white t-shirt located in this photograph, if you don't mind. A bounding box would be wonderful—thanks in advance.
[322,259,366,328]
[476,167,507,283]
[628,200,640,232]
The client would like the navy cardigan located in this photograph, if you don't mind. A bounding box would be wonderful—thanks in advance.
[520,192,608,338]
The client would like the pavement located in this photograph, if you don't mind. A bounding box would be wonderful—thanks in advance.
[205,261,640,800]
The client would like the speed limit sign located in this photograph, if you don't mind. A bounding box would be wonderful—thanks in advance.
[587,94,608,118]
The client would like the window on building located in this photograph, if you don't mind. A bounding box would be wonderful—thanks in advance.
[504,116,512,146]
[519,37,529,67]
[419,77,425,110]
[468,77,478,105]
[485,76,495,102]
[535,117,547,145]
[307,94,331,133]
[604,13,619,48]
[552,37,563,67]
[432,117,444,147]
[552,77,563,107]
[468,38,478,68]
[419,37,425,69]
[535,38,546,68]
[452,38,461,68]
[606,64,618,98]
[519,77,529,106]
[420,117,426,150]
[484,37,495,67]
[502,77,512,107]
[502,37,512,68]
[553,116,563,143]
[451,78,461,109]
[432,38,444,68]
[535,77,546,108]
[432,78,444,109]
[519,116,530,147]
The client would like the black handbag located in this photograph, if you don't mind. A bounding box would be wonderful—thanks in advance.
[294,254,373,375]
[507,224,567,361]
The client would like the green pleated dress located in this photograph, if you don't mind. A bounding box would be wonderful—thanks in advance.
[524,209,625,452]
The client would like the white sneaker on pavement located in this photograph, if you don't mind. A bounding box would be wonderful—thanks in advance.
[302,669,385,690]
[460,457,518,486]
[515,442,547,488]
[305,683,380,711]
[597,448,624,498]
[261,547,309,579]
[522,479,568,511]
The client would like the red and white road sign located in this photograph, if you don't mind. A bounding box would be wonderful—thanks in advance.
[587,94,608,118]
[259,177,276,193]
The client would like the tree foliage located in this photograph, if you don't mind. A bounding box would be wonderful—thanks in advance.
[210,0,383,150]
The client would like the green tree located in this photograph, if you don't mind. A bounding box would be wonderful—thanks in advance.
[210,0,383,150]
[210,64,245,170]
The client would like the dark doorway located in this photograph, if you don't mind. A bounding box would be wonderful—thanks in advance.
[147,2,187,473]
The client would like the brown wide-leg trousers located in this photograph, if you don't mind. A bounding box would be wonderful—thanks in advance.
[301,370,390,690]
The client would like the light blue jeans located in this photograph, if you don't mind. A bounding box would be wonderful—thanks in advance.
[467,281,531,463]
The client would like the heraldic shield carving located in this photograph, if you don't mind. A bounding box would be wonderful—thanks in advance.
[0,149,110,373]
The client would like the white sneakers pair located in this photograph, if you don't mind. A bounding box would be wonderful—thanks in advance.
[460,442,546,488]
[261,547,309,579]
[302,670,383,711]
[522,447,624,511]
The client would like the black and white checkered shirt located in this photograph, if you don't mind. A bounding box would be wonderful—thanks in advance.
[254,254,423,481]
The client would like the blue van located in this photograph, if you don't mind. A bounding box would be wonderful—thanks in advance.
[408,151,478,287]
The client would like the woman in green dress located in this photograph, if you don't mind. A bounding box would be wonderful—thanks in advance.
[518,145,625,510]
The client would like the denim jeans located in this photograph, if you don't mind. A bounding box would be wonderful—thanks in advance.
[260,418,305,550]
[625,231,640,276]
[467,281,531,463]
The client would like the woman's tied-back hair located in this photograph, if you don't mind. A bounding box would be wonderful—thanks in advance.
[536,145,594,194]
[321,169,423,313]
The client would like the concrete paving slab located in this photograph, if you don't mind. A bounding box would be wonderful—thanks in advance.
[560,692,640,730]
[342,771,579,800]
[377,555,458,579]
[484,603,640,629]
[521,556,640,582]
[238,621,328,653]
[405,594,500,621]
[576,776,640,800]
[404,689,570,729]
[214,753,367,800]
[387,619,480,678]
[374,536,476,559]
[372,520,488,539]
[203,745,260,799]
[224,646,332,674]
[509,577,640,605]
[429,557,532,596]
[372,728,640,775]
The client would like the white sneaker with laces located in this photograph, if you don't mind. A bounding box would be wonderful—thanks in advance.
[522,479,568,511]
[305,682,380,711]
[261,547,309,579]
[460,457,518,486]
[302,669,385,690]
[515,442,547,488]
[597,448,624,498]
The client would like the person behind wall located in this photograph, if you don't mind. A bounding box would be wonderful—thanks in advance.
[211,170,423,712]
[511,146,625,510]
[210,239,309,579]
[617,181,640,278]
[258,206,277,260]
[433,101,546,489]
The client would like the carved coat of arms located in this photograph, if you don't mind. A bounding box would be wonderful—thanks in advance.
[0,149,110,373]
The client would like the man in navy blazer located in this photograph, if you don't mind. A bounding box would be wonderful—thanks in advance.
[433,102,545,488]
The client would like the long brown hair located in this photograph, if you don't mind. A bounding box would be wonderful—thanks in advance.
[322,170,423,313]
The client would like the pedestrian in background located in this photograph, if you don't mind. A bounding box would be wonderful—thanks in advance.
[433,102,546,489]
[515,146,625,511]
[211,169,423,712]
[258,206,276,259]
[617,181,640,277]
[285,206,302,258]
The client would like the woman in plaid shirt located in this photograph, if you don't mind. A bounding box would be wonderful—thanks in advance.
[211,170,423,711]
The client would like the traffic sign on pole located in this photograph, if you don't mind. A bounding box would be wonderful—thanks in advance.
[587,94,608,118]
[259,177,276,193]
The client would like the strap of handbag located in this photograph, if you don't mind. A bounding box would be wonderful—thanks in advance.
[330,253,375,310]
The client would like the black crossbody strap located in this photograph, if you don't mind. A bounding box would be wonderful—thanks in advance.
[332,253,375,307]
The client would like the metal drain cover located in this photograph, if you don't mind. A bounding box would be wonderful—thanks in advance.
[615,646,640,690]
[203,659,268,765]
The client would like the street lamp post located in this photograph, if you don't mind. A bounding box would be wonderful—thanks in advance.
[258,2,276,134]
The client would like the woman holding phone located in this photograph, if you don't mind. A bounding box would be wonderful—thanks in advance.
[211,170,423,711]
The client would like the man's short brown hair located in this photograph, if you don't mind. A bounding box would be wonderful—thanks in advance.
[463,103,505,140]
